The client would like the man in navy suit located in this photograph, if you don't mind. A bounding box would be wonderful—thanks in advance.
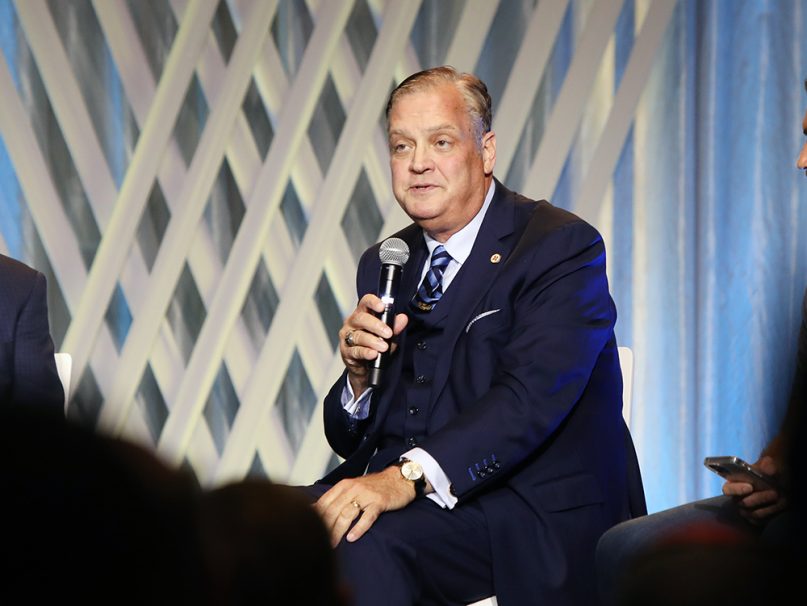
[312,66,645,606]
[0,253,64,412]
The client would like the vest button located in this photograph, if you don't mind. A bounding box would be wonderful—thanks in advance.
[416,341,427,350]
[416,375,427,384]
[408,406,419,415]
[407,436,417,447]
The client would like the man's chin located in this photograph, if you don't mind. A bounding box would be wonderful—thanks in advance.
[398,199,442,221]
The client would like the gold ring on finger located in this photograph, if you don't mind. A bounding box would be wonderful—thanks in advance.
[345,330,356,347]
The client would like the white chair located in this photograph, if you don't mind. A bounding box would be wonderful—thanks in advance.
[618,346,634,429]
[54,352,72,412]
[467,346,634,606]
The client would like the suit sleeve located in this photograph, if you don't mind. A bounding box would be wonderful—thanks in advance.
[422,220,616,501]
[11,272,64,412]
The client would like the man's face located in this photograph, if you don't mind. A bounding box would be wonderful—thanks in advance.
[388,82,496,242]
[798,106,807,177]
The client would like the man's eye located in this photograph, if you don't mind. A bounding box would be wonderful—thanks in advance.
[436,139,450,148]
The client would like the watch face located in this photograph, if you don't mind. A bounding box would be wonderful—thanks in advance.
[401,460,424,481]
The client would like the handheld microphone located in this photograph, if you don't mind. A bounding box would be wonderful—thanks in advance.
[368,237,410,387]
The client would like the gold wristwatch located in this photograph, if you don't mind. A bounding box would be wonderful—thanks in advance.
[398,458,426,498]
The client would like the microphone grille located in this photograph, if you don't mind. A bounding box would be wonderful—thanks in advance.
[379,237,410,266]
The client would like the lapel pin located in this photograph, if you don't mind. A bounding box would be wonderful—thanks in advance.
[490,253,502,264]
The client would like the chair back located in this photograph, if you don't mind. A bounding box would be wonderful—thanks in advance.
[617,346,634,429]
[54,352,72,412]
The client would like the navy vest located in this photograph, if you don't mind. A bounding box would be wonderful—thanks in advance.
[366,264,466,473]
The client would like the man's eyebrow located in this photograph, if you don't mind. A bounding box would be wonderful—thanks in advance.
[388,124,461,138]
[390,124,459,133]
[426,124,459,133]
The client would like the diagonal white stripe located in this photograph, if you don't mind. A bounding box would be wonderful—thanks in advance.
[444,0,501,72]
[93,0,265,435]
[0,54,121,399]
[494,0,571,177]
[61,0,219,393]
[152,0,355,464]
[213,0,423,483]
[523,0,625,201]
[15,0,185,411]
[575,0,677,222]
[100,0,278,433]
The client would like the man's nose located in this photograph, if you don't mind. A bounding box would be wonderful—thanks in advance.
[797,142,807,173]
[410,146,432,173]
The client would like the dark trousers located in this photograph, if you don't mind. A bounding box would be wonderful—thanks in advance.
[306,484,494,606]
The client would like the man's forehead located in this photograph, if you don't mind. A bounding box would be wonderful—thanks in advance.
[391,82,462,112]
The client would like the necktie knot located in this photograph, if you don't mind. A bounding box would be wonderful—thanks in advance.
[411,245,452,312]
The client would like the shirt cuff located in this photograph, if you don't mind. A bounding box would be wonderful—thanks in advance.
[402,447,458,510]
[341,377,373,419]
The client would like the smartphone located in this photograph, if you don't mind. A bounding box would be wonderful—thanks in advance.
[703,456,778,492]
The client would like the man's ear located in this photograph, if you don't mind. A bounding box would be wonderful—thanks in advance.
[481,131,496,175]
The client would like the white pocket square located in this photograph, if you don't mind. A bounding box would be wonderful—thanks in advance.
[465,309,501,333]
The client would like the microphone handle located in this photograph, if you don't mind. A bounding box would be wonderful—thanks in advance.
[368,263,401,387]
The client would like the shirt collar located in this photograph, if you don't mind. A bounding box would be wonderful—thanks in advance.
[422,180,496,264]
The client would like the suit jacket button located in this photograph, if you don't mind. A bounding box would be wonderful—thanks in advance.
[478,470,487,478]
[415,375,427,384]
[408,406,419,415]
[416,341,427,350]
[493,461,501,469]
[407,436,417,447]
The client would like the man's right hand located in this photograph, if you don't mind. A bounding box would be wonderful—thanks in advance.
[339,294,408,398]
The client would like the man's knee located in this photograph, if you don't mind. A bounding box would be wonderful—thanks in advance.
[336,517,421,606]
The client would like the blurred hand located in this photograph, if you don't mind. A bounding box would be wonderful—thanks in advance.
[721,455,787,524]
[339,294,408,398]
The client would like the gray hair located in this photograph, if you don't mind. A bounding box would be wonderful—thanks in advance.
[385,66,492,145]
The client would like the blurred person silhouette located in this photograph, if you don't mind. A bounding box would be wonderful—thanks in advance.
[198,479,349,606]
[0,405,204,604]
[0,254,64,412]
[612,523,793,606]
[597,79,807,605]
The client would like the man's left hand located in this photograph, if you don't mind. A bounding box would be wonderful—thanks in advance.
[721,455,787,523]
[314,466,416,547]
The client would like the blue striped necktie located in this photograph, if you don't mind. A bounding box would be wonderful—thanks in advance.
[411,245,452,312]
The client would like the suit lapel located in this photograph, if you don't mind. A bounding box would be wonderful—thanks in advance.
[428,182,518,405]
[368,182,522,425]
[398,228,429,308]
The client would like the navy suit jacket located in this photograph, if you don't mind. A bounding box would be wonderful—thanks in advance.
[0,254,64,412]
[321,181,645,604]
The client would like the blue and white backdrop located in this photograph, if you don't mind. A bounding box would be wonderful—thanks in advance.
[0,0,805,513]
